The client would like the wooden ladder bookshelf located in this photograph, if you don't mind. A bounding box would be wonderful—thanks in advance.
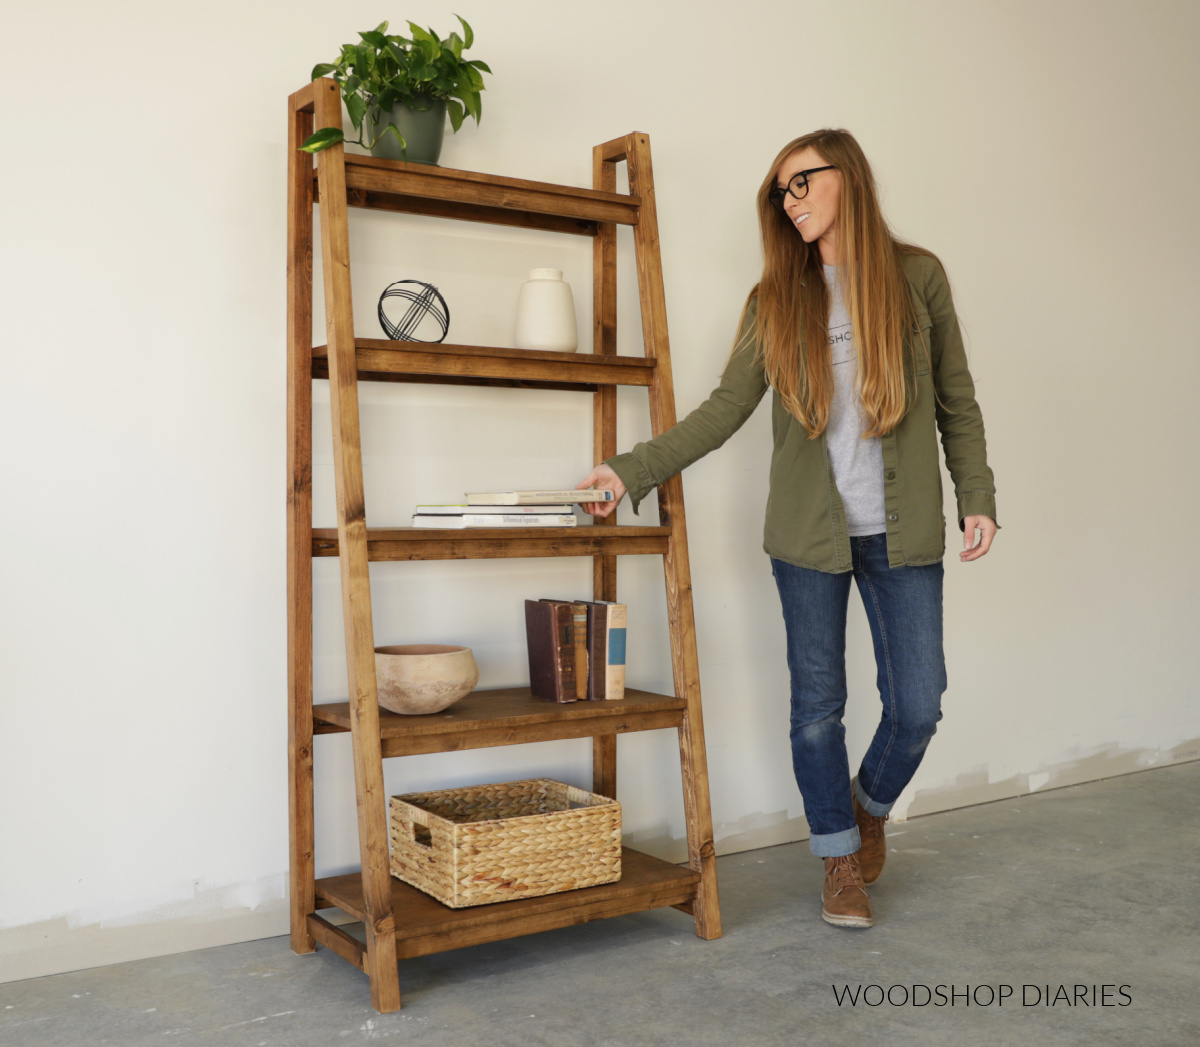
[287,77,722,1013]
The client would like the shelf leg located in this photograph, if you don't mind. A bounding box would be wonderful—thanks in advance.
[314,78,402,1013]
[623,132,723,940]
[287,84,317,956]
[591,142,621,803]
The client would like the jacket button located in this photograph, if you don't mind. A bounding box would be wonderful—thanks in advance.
[885,471,896,480]
[887,513,898,522]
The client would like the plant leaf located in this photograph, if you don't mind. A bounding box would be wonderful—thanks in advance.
[355,43,374,74]
[300,127,344,153]
[345,94,367,130]
[311,62,336,79]
[452,84,478,122]
[374,20,389,34]
[382,123,408,155]
[446,98,465,132]
[467,59,491,74]
[455,14,474,50]
[359,30,387,48]
[446,32,463,60]
[408,22,441,61]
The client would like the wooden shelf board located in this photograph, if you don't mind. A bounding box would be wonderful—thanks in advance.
[314,847,699,960]
[311,341,655,388]
[310,153,641,231]
[313,686,686,756]
[311,525,671,562]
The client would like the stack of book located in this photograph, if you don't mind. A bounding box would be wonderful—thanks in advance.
[524,598,627,703]
[411,489,615,529]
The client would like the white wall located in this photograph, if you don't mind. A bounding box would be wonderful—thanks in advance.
[2,0,1197,981]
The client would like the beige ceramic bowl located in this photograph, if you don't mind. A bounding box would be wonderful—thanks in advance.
[374,644,479,715]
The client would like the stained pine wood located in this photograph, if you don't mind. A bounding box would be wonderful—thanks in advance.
[312,686,686,757]
[312,79,402,1014]
[336,185,601,236]
[315,848,699,960]
[286,86,317,957]
[591,142,620,800]
[287,97,721,1012]
[332,153,641,226]
[310,525,671,562]
[624,133,722,941]
[311,340,655,387]
[307,914,367,971]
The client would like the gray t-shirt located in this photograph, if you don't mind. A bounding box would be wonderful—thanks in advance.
[824,264,886,536]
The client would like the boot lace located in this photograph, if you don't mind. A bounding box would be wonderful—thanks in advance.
[826,854,865,894]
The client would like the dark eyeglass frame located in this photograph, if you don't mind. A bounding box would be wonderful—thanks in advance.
[768,165,837,212]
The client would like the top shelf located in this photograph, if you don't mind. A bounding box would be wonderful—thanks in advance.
[312,153,641,237]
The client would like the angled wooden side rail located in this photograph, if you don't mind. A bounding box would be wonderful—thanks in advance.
[288,78,720,1014]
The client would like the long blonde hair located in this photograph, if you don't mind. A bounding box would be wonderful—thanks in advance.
[746,129,936,438]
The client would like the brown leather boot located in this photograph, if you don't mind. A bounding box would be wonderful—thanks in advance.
[853,789,889,886]
[821,853,873,928]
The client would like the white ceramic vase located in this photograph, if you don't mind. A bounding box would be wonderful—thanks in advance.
[514,268,578,352]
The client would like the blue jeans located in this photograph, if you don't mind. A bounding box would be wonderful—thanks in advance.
[771,535,947,858]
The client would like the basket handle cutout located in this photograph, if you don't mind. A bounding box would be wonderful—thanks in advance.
[412,822,433,848]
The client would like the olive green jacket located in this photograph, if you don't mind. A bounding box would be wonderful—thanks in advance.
[606,252,997,573]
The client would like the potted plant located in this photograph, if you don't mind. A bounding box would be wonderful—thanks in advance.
[300,16,491,165]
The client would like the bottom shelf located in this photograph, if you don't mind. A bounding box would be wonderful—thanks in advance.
[313,848,699,961]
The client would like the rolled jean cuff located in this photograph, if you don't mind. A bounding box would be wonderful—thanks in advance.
[854,778,892,818]
[809,825,861,858]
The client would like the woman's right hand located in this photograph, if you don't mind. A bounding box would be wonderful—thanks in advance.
[576,463,626,518]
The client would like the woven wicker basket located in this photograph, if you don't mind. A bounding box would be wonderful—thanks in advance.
[388,778,622,908]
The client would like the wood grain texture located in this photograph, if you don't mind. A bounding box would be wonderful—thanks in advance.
[591,142,620,800]
[307,914,366,971]
[311,340,655,387]
[313,687,685,756]
[334,153,640,226]
[313,79,401,1014]
[288,116,722,1009]
[311,526,670,561]
[337,185,600,235]
[315,848,699,959]
[625,133,722,941]
[286,86,316,957]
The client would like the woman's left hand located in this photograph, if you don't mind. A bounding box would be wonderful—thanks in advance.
[960,515,997,562]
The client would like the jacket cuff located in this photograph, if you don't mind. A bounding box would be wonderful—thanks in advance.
[605,452,657,516]
[956,490,999,531]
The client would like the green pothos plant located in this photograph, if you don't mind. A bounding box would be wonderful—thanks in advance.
[300,16,491,154]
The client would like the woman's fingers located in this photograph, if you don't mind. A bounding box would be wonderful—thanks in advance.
[576,464,625,518]
[959,515,997,562]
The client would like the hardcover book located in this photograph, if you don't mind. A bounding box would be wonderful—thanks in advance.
[466,490,614,505]
[415,504,574,515]
[538,600,590,701]
[412,514,577,529]
[524,599,578,703]
[584,601,627,701]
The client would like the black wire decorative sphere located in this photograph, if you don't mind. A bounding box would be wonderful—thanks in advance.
[377,280,450,343]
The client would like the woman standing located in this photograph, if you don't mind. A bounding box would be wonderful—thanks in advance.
[577,129,998,929]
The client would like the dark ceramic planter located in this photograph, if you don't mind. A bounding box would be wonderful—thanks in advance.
[368,95,447,165]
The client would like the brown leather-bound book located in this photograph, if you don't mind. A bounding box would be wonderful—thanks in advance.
[570,602,589,700]
[524,599,577,703]
[583,601,627,700]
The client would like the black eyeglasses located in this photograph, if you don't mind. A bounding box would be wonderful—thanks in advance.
[768,166,837,211]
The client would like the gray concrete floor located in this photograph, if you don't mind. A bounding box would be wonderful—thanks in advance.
[4,762,1198,1047]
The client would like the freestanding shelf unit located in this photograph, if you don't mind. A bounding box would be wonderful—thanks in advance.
[287,77,722,1012]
